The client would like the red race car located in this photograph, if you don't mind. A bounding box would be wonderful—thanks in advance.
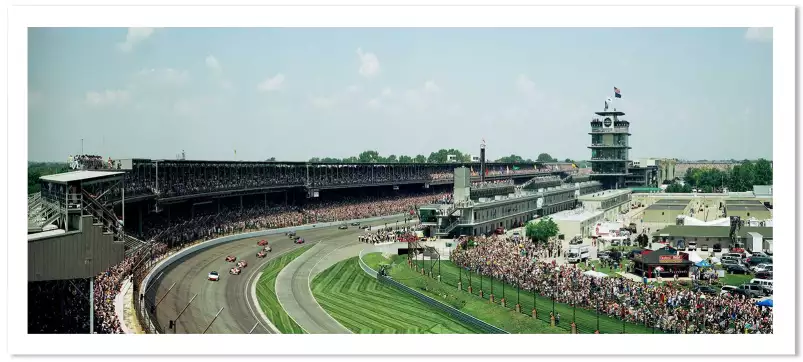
[229,267,242,275]
[256,251,267,258]
[295,237,305,244]
[237,260,248,268]
[258,239,269,246]
[225,255,237,262]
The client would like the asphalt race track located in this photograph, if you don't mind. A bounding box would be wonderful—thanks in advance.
[144,216,410,334]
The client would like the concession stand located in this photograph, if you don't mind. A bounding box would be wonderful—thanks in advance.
[631,247,693,278]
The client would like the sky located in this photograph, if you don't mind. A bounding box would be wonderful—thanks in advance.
[28,27,773,163]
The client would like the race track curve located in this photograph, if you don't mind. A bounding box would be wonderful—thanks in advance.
[144,216,409,334]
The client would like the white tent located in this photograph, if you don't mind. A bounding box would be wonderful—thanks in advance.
[583,270,609,279]
[682,251,703,263]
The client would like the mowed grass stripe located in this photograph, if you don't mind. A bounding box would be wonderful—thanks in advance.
[311,257,484,334]
[255,245,313,334]
[410,257,655,334]
[313,261,461,333]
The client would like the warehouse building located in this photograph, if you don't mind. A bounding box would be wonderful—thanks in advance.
[548,208,606,239]
[641,199,692,224]
[576,189,632,221]
[724,199,772,220]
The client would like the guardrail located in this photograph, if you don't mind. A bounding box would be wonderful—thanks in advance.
[138,213,409,333]
[357,248,508,334]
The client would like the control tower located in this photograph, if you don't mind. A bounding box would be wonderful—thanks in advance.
[589,98,631,189]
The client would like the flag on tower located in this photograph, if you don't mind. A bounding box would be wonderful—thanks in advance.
[614,87,622,98]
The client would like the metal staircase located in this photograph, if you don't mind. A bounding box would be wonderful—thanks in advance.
[435,218,461,236]
[80,189,147,255]
[28,193,63,229]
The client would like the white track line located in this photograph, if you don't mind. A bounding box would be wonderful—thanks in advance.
[245,245,306,334]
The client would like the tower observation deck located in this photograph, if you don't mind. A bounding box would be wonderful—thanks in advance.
[589,101,631,189]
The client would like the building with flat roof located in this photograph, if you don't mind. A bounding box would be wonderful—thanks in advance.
[642,198,693,224]
[724,202,772,221]
[577,188,632,221]
[548,208,605,238]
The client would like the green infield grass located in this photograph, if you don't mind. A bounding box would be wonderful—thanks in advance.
[311,257,484,334]
[255,245,312,334]
[401,254,660,334]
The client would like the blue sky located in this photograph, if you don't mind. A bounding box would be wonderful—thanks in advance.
[28,27,773,162]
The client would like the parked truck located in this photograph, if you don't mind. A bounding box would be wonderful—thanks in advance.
[567,245,591,263]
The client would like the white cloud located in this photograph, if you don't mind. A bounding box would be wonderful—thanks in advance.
[257,73,285,92]
[516,74,536,94]
[744,27,772,43]
[311,96,336,109]
[381,87,392,97]
[356,47,380,78]
[423,80,441,93]
[135,68,190,88]
[367,98,381,109]
[117,27,156,53]
[205,55,221,71]
[85,89,130,107]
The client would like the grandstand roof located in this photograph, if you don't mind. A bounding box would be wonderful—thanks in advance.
[39,170,125,184]
[726,205,770,212]
[549,208,603,222]
[725,199,763,205]
[577,189,631,201]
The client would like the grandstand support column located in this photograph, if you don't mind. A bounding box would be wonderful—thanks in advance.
[122,178,125,229]
[138,205,142,235]
[89,279,94,334]
[240,195,243,210]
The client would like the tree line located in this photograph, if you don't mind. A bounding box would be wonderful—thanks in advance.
[303,150,574,165]
[665,159,772,193]
[28,162,69,194]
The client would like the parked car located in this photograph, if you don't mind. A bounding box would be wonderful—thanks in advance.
[746,256,772,266]
[751,263,772,273]
[720,285,739,296]
[726,264,751,274]
[738,284,765,298]
[598,251,610,260]
[712,243,722,253]
[755,271,773,280]
[700,244,709,252]
[687,242,697,251]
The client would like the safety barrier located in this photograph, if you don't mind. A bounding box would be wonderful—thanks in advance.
[357,248,508,334]
[137,213,408,333]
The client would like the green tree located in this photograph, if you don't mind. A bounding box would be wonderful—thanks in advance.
[398,155,414,163]
[320,157,341,163]
[358,150,382,163]
[427,148,470,163]
[496,154,525,163]
[265,157,276,161]
[536,153,557,162]
[525,217,559,243]
[665,182,692,193]
[386,154,398,163]
[564,158,574,163]
[309,157,321,163]
[414,154,427,163]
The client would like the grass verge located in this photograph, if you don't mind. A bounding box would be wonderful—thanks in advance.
[403,254,659,334]
[311,257,484,334]
[255,245,312,334]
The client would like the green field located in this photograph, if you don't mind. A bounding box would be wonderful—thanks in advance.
[311,257,484,334]
[255,245,312,334]
[404,255,658,334]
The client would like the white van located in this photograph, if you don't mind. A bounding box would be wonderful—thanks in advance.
[722,252,743,260]
[750,278,773,290]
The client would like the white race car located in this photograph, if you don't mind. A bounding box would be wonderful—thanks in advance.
[237,260,248,268]
[208,271,220,281]
[229,267,242,275]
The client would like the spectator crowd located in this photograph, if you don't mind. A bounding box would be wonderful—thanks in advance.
[450,235,773,334]
[30,192,449,334]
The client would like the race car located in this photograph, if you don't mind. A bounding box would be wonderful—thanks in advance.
[359,225,369,229]
[256,251,267,258]
[351,222,360,226]
[237,260,248,268]
[225,255,237,262]
[258,239,269,246]
[338,224,348,230]
[229,267,241,275]
[286,230,297,237]
[290,235,301,241]
[263,245,272,252]
[295,237,305,244]
[208,271,220,281]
